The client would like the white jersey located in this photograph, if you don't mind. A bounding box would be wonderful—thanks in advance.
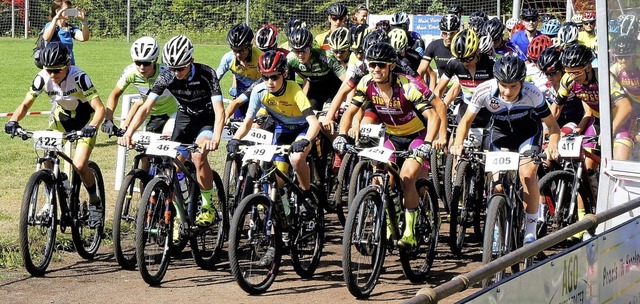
[28,65,99,112]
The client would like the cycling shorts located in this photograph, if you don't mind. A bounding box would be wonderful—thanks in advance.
[272,123,308,173]
[48,106,96,149]
[383,129,429,171]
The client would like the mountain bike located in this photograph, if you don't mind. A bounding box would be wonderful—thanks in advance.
[14,129,105,276]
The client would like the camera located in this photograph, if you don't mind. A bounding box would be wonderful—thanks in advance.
[64,8,78,17]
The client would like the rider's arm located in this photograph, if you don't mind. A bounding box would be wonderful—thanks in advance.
[433,74,451,100]
[324,79,355,127]
[339,104,359,135]
[88,96,105,128]
[123,99,145,128]
[542,113,561,160]
[210,97,225,149]
[105,86,124,121]
[304,111,321,142]
[443,82,461,107]
[124,94,158,136]
[576,101,593,134]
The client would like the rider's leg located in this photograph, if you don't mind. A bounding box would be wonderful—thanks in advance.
[194,130,216,226]
[397,158,426,247]
[519,160,540,243]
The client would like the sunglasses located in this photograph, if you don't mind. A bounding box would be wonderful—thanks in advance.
[544,70,560,77]
[261,74,282,81]
[523,18,538,23]
[170,65,189,72]
[565,68,586,76]
[231,47,250,53]
[583,21,595,26]
[46,68,64,74]
[330,15,343,21]
[292,47,310,54]
[442,31,456,36]
[134,61,152,67]
[333,49,348,55]
[368,62,389,69]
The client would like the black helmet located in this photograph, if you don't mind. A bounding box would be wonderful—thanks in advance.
[469,16,486,34]
[227,23,254,48]
[40,41,70,67]
[612,35,637,56]
[439,14,461,32]
[482,18,505,41]
[258,50,288,74]
[520,7,539,20]
[285,19,307,37]
[493,52,527,83]
[561,44,594,68]
[362,29,389,53]
[470,11,489,22]
[365,42,397,63]
[350,24,372,52]
[537,47,563,73]
[448,4,463,14]
[327,3,347,18]
[288,27,313,50]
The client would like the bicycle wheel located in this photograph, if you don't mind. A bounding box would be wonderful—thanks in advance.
[229,193,282,295]
[113,169,149,270]
[429,152,445,206]
[19,170,58,276]
[71,161,105,260]
[135,177,172,286]
[290,186,325,278]
[481,195,508,288]
[539,170,590,235]
[191,170,227,269]
[223,154,241,224]
[348,160,373,206]
[400,178,440,282]
[443,153,455,213]
[448,161,471,256]
[342,186,386,299]
[334,152,355,227]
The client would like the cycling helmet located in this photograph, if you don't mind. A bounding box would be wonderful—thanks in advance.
[448,4,463,14]
[511,23,525,35]
[327,3,348,18]
[285,19,307,37]
[162,35,193,67]
[130,36,159,62]
[551,37,563,48]
[451,29,479,59]
[479,35,494,54]
[482,18,506,41]
[469,16,486,34]
[620,14,637,36]
[611,35,637,56]
[227,23,254,48]
[493,52,527,83]
[537,47,563,73]
[390,12,410,27]
[40,41,70,67]
[527,35,553,61]
[561,44,594,68]
[540,19,562,36]
[256,24,279,51]
[470,11,489,22]
[571,13,583,25]
[376,20,391,32]
[329,27,351,50]
[505,18,519,31]
[350,24,372,52]
[609,20,621,35]
[439,14,461,32]
[388,28,409,51]
[558,24,579,45]
[288,27,313,50]
[520,7,539,20]
[540,14,554,23]
[365,42,397,63]
[362,29,389,53]
[583,11,596,22]
[258,50,288,74]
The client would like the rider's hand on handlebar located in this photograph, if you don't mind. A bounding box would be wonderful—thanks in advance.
[320,116,335,134]
[81,125,97,138]
[450,144,464,157]
[545,144,560,161]
[414,142,433,157]
[5,121,20,136]
[101,119,115,134]
[332,134,348,154]
[227,138,240,153]
[433,137,447,151]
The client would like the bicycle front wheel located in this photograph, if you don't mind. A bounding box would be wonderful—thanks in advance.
[481,195,508,288]
[71,161,105,259]
[290,186,325,278]
[19,170,58,276]
[135,178,172,286]
[229,193,282,295]
[113,169,149,269]
[191,170,227,269]
[342,186,386,299]
[448,161,471,256]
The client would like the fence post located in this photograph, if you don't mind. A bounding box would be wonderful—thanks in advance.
[23,0,29,38]
[245,0,250,25]
[126,0,131,43]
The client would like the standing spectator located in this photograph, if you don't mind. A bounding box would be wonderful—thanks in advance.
[316,3,348,50]
[351,4,369,26]
[42,0,90,65]
[511,7,541,60]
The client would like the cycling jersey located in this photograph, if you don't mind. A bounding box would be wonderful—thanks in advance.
[346,52,367,81]
[610,62,640,102]
[511,30,541,60]
[246,80,313,126]
[493,39,517,58]
[351,73,435,136]
[409,31,426,55]
[423,38,453,77]
[150,63,223,116]
[116,63,177,117]
[556,69,626,117]
[525,64,547,89]
[315,30,332,50]
[578,32,598,52]
[539,81,584,127]
[216,47,262,97]
[442,54,494,104]
[287,48,345,109]
[397,48,423,77]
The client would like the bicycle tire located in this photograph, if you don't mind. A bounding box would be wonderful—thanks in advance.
[113,169,149,270]
[342,186,386,299]
[481,195,508,288]
[71,161,105,260]
[448,161,471,256]
[223,154,241,226]
[348,160,373,207]
[334,152,354,227]
[429,152,445,207]
[539,170,592,235]
[229,193,282,295]
[290,185,325,278]
[443,153,455,213]
[400,178,440,282]
[135,177,172,286]
[191,170,227,269]
[19,170,58,276]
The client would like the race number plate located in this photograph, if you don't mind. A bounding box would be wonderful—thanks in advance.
[464,128,484,147]
[484,151,520,172]
[558,136,583,158]
[221,122,242,140]
[359,124,383,139]
[358,147,394,163]
[242,128,273,145]
[32,131,63,150]
[132,131,163,144]
[242,145,278,162]
[145,140,182,157]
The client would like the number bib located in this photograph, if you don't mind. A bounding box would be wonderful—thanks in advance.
[358,147,394,163]
[145,140,182,157]
[464,128,484,148]
[484,151,520,172]
[359,124,383,139]
[132,131,163,144]
[32,131,63,150]
[558,136,583,158]
[221,122,242,140]
[243,128,273,145]
[242,145,278,162]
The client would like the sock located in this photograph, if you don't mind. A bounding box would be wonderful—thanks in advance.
[577,208,586,221]
[403,209,417,238]
[200,188,213,209]
[85,183,97,196]
[525,212,537,237]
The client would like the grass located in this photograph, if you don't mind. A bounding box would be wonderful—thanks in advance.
[0,38,234,270]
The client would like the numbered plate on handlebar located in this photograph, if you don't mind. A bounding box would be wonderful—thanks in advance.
[463,128,484,148]
[359,124,383,139]
[221,122,242,140]
[132,131,163,144]
[32,131,64,150]
[242,145,278,162]
[145,140,182,157]
[242,128,273,145]
[484,151,520,172]
[358,147,393,163]
[558,135,584,158]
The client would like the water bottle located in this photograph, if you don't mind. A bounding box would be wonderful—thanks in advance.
[60,172,71,196]
[177,172,189,200]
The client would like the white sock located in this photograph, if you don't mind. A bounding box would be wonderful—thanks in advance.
[525,212,537,238]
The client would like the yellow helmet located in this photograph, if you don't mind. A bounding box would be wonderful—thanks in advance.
[451,29,479,60]
[388,28,409,51]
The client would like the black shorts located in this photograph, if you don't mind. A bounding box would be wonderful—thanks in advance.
[484,128,543,153]
[146,114,170,133]
[171,110,214,144]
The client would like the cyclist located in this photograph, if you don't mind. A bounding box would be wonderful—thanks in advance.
[511,7,541,60]
[217,24,262,119]
[329,26,352,68]
[540,18,561,38]
[316,3,348,50]
[578,11,598,52]
[450,53,561,244]
[390,11,426,56]
[118,35,225,227]
[418,13,460,90]
[558,23,580,49]
[333,42,447,247]
[448,4,464,21]
[389,28,423,78]
[255,23,289,55]
[5,42,106,225]
[525,35,554,88]
[102,36,177,136]
[483,18,516,58]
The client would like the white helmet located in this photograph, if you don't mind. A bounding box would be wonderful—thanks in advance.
[390,12,410,26]
[505,18,519,30]
[130,36,159,62]
[558,24,579,45]
[479,35,493,54]
[162,35,194,67]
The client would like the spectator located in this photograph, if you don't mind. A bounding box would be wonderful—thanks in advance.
[511,7,541,60]
[351,4,369,26]
[42,0,90,65]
